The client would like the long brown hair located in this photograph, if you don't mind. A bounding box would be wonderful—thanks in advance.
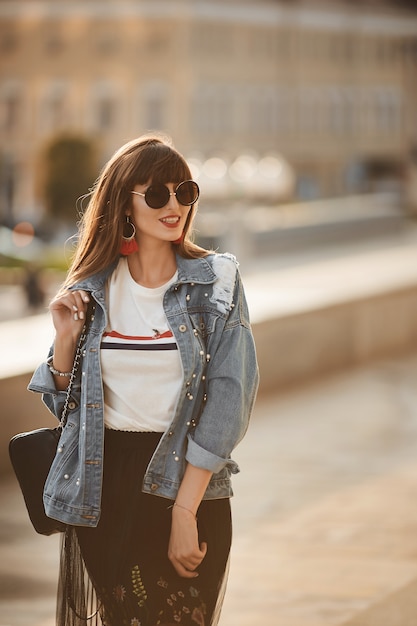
[61,134,208,291]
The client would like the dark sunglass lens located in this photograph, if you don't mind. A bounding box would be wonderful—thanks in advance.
[145,184,170,209]
[176,181,199,205]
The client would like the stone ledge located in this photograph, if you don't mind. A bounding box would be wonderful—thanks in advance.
[245,237,417,392]
[254,284,417,392]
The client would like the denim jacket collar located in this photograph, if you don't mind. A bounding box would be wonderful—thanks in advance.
[71,254,220,294]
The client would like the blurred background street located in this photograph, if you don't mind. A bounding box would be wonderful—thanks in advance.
[1,0,417,624]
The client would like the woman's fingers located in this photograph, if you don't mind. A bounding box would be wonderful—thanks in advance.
[49,291,90,339]
[50,290,90,320]
[170,556,200,578]
[169,542,208,578]
[70,290,90,320]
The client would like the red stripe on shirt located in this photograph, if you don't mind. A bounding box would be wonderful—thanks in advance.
[103,329,173,341]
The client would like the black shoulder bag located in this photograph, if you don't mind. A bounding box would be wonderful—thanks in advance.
[9,307,92,536]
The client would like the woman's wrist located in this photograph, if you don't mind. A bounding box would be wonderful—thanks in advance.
[47,356,72,377]
[172,502,198,520]
[50,334,78,382]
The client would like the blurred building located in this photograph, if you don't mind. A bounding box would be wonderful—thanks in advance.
[1,0,417,222]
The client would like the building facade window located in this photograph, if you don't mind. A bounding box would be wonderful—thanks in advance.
[144,94,164,130]
[44,33,65,55]
[250,27,280,58]
[325,87,357,135]
[89,81,119,132]
[96,31,120,55]
[1,83,22,133]
[143,26,171,56]
[39,81,70,134]
[375,88,403,133]
[97,98,115,131]
[142,82,168,130]
[298,87,323,134]
[0,28,17,55]
[248,87,281,136]
[191,23,234,58]
[191,84,234,135]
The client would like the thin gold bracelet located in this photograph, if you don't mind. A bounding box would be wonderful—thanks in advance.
[171,502,197,520]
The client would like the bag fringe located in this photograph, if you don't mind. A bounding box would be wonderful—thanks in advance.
[57,527,103,626]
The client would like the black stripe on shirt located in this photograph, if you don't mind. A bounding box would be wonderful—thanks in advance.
[101,342,178,351]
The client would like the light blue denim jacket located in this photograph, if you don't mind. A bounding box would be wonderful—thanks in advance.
[28,253,259,527]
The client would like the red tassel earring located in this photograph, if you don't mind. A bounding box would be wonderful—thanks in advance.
[120,216,138,255]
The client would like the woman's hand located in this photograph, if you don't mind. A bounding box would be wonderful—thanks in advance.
[49,289,90,342]
[168,505,207,578]
[49,290,90,389]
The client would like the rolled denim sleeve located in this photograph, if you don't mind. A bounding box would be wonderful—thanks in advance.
[185,271,259,472]
[186,435,231,474]
[27,354,80,420]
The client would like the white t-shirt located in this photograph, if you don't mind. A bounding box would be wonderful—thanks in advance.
[101,257,183,432]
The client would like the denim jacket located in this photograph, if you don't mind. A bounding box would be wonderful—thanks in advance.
[28,253,259,527]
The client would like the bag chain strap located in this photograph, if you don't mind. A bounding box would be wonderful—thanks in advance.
[59,302,95,430]
[55,302,101,622]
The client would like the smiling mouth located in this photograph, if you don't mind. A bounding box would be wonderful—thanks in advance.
[160,216,180,224]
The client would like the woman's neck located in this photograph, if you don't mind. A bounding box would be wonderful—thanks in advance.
[127,244,177,288]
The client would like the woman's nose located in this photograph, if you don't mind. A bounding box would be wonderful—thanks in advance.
[166,192,180,209]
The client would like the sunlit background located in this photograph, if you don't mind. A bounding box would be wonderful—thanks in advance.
[1,0,417,277]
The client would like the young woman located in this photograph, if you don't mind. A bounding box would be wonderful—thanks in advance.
[29,135,259,626]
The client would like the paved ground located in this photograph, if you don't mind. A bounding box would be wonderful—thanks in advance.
[1,350,417,625]
[222,351,417,626]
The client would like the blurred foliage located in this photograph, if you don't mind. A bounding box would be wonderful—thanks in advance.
[39,248,73,272]
[40,134,97,224]
[0,254,27,269]
[0,245,71,273]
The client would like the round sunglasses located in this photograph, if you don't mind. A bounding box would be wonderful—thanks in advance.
[131,180,199,209]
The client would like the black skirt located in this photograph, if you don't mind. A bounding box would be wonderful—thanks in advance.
[58,429,232,626]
